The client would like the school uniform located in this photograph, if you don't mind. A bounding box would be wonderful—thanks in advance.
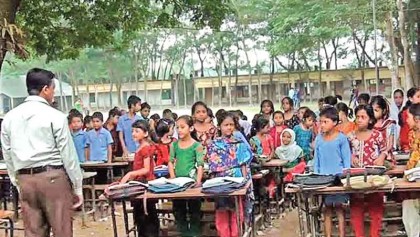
[116,114,142,153]
[86,127,113,162]
[72,129,87,163]
[1,96,83,237]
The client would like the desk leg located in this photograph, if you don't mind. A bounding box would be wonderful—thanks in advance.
[91,178,96,221]
[12,186,18,220]
[297,193,305,237]
[122,201,130,237]
[235,196,243,237]
[110,199,118,237]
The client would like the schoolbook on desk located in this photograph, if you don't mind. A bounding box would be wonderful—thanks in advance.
[148,177,196,193]
[105,181,148,199]
[202,177,246,194]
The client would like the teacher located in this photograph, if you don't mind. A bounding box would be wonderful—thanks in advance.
[0,68,83,237]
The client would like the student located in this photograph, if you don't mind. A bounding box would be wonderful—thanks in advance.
[293,109,316,162]
[163,109,173,120]
[357,93,370,105]
[336,102,356,135]
[120,120,159,237]
[390,89,405,149]
[324,96,338,107]
[168,115,205,237]
[150,113,161,125]
[275,129,306,182]
[192,101,216,147]
[315,98,325,119]
[348,105,387,237]
[154,119,176,166]
[250,117,274,159]
[84,115,93,131]
[172,112,178,121]
[85,112,113,163]
[140,102,151,120]
[206,112,252,237]
[270,111,287,148]
[117,95,142,158]
[282,97,300,129]
[104,108,123,158]
[314,107,351,237]
[403,103,420,237]
[260,99,275,127]
[297,106,309,121]
[400,87,420,151]
[371,95,396,167]
[69,111,87,163]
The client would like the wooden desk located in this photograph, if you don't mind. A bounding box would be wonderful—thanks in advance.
[385,165,406,177]
[109,182,251,237]
[81,162,128,183]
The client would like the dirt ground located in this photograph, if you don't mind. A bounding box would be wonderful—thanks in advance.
[10,207,301,237]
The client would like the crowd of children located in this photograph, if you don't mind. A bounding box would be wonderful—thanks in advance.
[65,86,420,237]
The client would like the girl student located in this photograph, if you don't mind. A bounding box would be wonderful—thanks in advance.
[168,115,205,237]
[390,89,405,150]
[402,103,420,237]
[314,107,351,237]
[260,99,275,127]
[206,112,252,237]
[275,128,306,182]
[249,116,275,159]
[282,96,300,129]
[348,105,387,237]
[191,101,217,147]
[293,109,316,162]
[270,111,287,149]
[370,95,396,167]
[335,102,356,135]
[154,118,176,166]
[400,87,420,152]
[119,120,159,237]
[297,106,309,121]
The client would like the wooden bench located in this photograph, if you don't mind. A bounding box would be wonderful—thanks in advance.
[0,210,15,237]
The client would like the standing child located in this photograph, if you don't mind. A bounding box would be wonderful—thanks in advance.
[270,111,287,149]
[348,105,387,237]
[390,89,405,149]
[85,112,113,163]
[282,97,300,129]
[293,109,316,162]
[69,111,87,163]
[314,107,351,237]
[104,108,123,158]
[192,101,217,147]
[297,106,309,122]
[163,109,173,120]
[250,117,274,159]
[140,102,151,121]
[260,100,275,127]
[275,129,306,182]
[401,104,420,237]
[168,115,205,237]
[120,120,159,237]
[315,98,325,119]
[206,112,252,237]
[84,115,93,131]
[357,93,370,106]
[154,119,176,166]
[371,95,396,168]
[117,95,142,158]
[400,87,420,152]
[336,102,356,135]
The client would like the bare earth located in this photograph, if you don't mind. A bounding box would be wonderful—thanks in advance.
[10,207,300,237]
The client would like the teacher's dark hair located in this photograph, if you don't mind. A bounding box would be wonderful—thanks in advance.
[26,68,55,95]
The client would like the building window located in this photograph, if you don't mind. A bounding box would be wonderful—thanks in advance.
[161,89,171,100]
[89,93,95,103]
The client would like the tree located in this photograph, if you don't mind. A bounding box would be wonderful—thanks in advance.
[0,0,233,72]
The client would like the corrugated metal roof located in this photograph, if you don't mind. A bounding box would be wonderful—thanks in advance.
[0,75,73,98]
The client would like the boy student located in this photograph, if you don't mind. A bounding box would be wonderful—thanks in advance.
[357,93,370,106]
[86,112,113,162]
[69,111,87,163]
[117,95,142,158]
[163,109,173,120]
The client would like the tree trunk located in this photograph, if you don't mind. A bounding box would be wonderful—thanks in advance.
[117,83,122,107]
[397,0,414,88]
[228,60,232,108]
[218,59,223,107]
[269,57,275,100]
[211,77,215,107]
[257,67,262,102]
[0,0,20,71]
[134,51,139,96]
[318,44,323,97]
[234,39,239,106]
[385,11,401,90]
[109,81,114,107]
[144,74,148,102]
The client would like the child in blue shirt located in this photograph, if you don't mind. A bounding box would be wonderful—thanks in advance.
[86,112,113,162]
[314,107,351,237]
[68,111,87,163]
[294,109,316,161]
[117,95,142,158]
